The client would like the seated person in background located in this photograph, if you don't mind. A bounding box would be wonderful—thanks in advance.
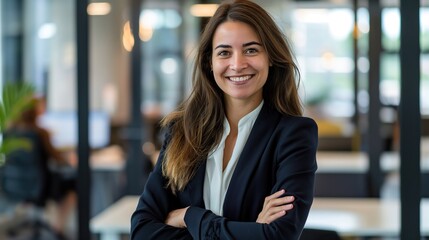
[6,97,76,237]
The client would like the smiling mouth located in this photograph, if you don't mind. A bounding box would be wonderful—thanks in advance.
[227,75,253,84]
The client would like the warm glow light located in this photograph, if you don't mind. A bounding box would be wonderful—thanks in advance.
[122,21,134,52]
[190,4,219,17]
[139,25,153,42]
[87,2,111,16]
[320,51,334,72]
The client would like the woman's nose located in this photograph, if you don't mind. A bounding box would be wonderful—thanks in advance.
[229,53,248,72]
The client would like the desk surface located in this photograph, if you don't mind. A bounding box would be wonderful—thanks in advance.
[316,151,368,173]
[90,145,125,171]
[316,151,429,173]
[306,198,429,237]
[90,196,429,237]
[91,196,137,234]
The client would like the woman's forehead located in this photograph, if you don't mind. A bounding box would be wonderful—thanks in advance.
[212,21,261,46]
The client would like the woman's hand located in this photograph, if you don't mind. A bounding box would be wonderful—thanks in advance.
[256,189,294,224]
[165,207,189,228]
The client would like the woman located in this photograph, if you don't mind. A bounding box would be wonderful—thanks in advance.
[131,1,318,239]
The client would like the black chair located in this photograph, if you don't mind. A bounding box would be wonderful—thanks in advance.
[300,228,342,240]
[1,129,62,240]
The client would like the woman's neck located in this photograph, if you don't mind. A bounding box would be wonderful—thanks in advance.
[224,98,262,128]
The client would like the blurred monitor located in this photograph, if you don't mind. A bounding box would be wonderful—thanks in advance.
[37,111,110,149]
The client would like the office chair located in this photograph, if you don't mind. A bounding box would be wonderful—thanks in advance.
[1,129,62,240]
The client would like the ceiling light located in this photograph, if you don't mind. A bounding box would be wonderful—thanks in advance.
[87,2,111,16]
[190,4,218,17]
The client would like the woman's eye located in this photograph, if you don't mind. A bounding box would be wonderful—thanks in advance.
[217,51,230,57]
[245,48,258,54]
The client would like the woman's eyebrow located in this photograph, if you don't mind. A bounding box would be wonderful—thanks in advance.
[214,44,231,50]
[243,41,262,47]
[214,41,261,50]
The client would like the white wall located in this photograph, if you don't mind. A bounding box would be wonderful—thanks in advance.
[23,0,51,94]
[48,0,76,111]
[90,0,130,125]
[45,0,130,125]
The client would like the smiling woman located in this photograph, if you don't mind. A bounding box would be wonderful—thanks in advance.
[130,1,318,239]
[211,21,269,105]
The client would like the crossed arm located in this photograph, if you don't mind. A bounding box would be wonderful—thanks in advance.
[130,164,308,240]
[165,189,294,228]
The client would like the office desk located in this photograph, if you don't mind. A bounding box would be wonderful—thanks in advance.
[90,145,126,171]
[380,152,429,173]
[315,150,429,197]
[90,145,126,216]
[317,135,429,173]
[316,151,429,173]
[316,151,368,173]
[90,196,429,240]
[91,196,137,240]
[306,198,429,237]
[315,151,369,197]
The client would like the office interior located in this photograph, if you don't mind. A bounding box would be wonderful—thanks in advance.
[0,0,428,239]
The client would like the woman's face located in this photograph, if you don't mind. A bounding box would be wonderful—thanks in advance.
[211,20,269,105]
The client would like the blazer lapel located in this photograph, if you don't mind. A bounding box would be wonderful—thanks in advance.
[222,104,281,219]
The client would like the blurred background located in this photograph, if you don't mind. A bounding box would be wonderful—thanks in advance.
[0,0,428,239]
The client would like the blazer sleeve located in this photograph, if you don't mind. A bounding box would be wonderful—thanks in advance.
[184,117,318,240]
[130,131,193,240]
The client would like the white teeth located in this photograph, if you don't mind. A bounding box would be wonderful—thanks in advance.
[229,75,251,82]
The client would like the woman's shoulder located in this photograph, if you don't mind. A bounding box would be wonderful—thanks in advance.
[280,114,317,125]
[259,104,317,131]
[275,113,318,135]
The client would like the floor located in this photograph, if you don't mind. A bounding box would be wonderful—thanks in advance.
[0,197,77,240]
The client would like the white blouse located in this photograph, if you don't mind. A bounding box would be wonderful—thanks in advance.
[203,101,264,216]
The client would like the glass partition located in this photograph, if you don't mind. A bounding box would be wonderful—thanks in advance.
[381,7,429,115]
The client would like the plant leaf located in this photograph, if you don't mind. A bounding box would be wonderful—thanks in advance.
[0,138,32,167]
[0,82,35,132]
[0,81,35,159]
[0,138,32,155]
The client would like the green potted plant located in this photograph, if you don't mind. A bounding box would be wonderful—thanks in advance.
[0,81,35,166]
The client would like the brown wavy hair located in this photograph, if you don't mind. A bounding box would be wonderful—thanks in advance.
[161,0,302,193]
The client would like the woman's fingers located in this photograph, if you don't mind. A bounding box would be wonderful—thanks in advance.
[263,189,285,207]
[262,189,286,210]
[257,190,295,224]
[257,202,294,224]
[264,207,287,223]
[262,201,294,216]
[265,195,294,209]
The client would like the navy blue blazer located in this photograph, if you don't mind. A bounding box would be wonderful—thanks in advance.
[131,104,318,240]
